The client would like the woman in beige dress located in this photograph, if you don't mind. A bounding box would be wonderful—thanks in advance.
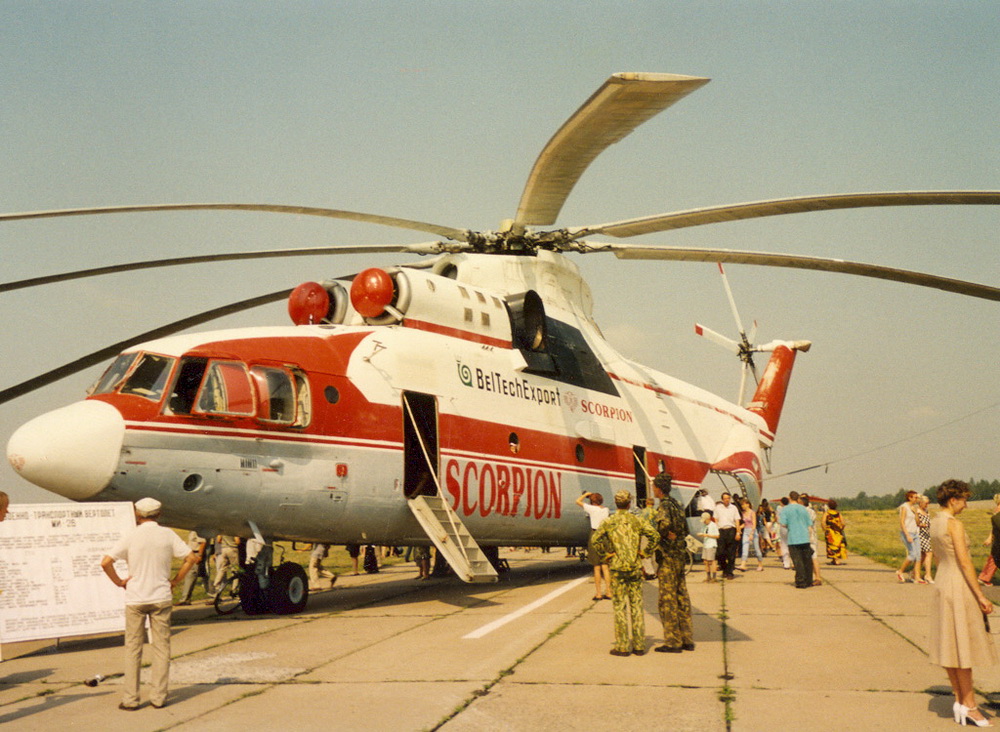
[930,479,997,726]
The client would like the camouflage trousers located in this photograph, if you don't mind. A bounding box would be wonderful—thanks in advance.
[609,569,646,652]
[657,554,693,648]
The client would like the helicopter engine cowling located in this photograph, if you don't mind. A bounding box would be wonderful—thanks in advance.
[288,281,329,325]
[348,267,412,325]
[288,281,349,325]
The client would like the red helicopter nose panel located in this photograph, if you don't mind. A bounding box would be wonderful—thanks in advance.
[288,281,330,325]
[350,268,395,318]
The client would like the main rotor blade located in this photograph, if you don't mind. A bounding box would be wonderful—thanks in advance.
[606,244,1000,302]
[512,72,709,230]
[716,263,747,338]
[572,191,1000,239]
[0,289,292,405]
[0,241,457,293]
[0,203,471,242]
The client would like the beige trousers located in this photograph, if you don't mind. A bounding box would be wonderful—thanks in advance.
[123,601,172,707]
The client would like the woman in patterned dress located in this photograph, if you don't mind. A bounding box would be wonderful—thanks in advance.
[822,499,848,565]
[916,494,933,584]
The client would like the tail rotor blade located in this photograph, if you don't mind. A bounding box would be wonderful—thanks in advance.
[738,365,749,407]
[694,323,740,354]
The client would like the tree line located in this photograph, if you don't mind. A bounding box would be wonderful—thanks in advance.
[835,478,1000,511]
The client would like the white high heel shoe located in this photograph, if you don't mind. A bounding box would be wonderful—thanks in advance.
[956,702,966,724]
[960,705,993,727]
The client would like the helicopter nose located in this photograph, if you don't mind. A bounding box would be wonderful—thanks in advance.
[7,400,125,500]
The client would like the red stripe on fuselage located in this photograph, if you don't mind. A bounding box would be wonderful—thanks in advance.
[607,371,771,439]
[403,318,512,348]
[121,409,714,491]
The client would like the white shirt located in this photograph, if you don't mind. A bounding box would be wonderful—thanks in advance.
[899,502,918,535]
[582,503,610,530]
[697,494,715,513]
[109,520,191,605]
[700,522,720,550]
[806,505,817,545]
[713,502,741,530]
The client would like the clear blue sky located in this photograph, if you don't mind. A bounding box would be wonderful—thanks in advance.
[2,2,998,503]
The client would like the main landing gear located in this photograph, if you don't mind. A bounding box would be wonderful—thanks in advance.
[235,543,310,616]
[240,544,309,615]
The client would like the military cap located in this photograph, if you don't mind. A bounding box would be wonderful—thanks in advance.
[653,473,673,491]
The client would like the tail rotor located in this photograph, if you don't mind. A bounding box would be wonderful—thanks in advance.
[695,264,779,406]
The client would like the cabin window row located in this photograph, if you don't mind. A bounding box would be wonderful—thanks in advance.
[91,352,311,426]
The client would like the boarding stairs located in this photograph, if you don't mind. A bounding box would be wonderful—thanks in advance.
[408,494,499,583]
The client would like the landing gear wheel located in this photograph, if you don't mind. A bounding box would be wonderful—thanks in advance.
[239,570,268,615]
[267,562,309,615]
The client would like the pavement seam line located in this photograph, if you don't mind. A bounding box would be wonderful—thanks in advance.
[719,579,735,731]
[170,565,569,663]
[428,601,599,731]
[156,565,592,728]
[823,574,928,656]
[827,564,997,703]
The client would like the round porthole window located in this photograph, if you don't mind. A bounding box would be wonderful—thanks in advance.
[575,444,585,463]
[183,473,203,492]
[325,386,340,404]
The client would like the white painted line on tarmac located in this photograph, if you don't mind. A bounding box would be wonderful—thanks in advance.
[462,576,590,639]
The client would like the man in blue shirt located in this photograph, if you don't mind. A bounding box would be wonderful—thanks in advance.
[778,490,814,588]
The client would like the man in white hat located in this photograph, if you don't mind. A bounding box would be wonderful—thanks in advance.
[101,498,199,710]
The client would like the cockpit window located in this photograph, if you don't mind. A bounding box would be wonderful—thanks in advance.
[167,358,208,414]
[195,361,255,416]
[251,366,311,427]
[120,354,175,401]
[91,353,139,395]
[293,371,311,428]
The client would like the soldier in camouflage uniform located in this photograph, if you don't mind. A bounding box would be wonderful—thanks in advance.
[653,473,695,653]
[591,490,659,656]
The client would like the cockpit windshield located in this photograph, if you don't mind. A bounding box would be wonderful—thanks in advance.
[91,353,139,395]
[120,354,175,401]
[90,351,176,402]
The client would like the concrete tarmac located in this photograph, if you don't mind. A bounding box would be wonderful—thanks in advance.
[2,549,999,731]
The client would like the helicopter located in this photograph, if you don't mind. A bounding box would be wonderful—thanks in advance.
[4,73,1000,614]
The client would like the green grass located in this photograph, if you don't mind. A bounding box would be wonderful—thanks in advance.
[842,506,995,570]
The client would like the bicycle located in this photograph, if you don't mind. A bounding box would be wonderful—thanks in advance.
[684,535,703,575]
[213,564,243,615]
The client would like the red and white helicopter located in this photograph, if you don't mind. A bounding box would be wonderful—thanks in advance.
[5,73,1000,613]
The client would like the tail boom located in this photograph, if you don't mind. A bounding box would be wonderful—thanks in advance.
[746,340,811,435]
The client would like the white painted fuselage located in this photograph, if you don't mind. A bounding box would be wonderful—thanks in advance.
[8,251,794,547]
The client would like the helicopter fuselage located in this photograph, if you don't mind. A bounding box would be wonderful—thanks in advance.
[8,252,790,549]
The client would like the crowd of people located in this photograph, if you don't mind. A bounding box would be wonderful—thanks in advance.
[576,480,865,657]
[9,477,997,722]
[683,489,845,587]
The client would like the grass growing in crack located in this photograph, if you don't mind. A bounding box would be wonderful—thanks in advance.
[718,580,735,728]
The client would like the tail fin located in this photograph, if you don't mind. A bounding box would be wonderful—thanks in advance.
[746,341,811,434]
